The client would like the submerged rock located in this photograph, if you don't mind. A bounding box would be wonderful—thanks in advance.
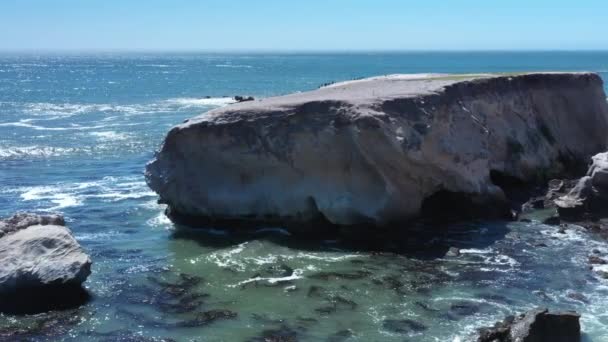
[0,213,92,313]
[477,308,580,342]
[382,318,427,334]
[146,73,608,227]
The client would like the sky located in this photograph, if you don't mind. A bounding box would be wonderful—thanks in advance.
[0,0,607,51]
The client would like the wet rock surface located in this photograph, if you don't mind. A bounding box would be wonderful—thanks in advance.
[477,308,581,342]
[0,213,92,314]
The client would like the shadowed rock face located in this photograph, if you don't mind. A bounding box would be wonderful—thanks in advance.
[0,213,92,312]
[146,73,608,227]
[477,308,580,342]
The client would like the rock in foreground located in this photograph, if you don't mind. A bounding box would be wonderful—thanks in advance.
[0,213,92,313]
[477,308,580,342]
[146,73,608,227]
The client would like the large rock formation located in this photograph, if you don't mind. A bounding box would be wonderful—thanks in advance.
[146,73,608,227]
[477,308,580,342]
[0,213,91,295]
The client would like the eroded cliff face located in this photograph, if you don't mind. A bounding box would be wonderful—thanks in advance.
[146,73,608,227]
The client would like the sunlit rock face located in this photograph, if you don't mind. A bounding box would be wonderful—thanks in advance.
[0,213,92,294]
[146,73,608,227]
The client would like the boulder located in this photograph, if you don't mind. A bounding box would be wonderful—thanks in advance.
[588,152,608,194]
[146,73,608,227]
[556,152,608,220]
[477,308,581,342]
[0,213,91,297]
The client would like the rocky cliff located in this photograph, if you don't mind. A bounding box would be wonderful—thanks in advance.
[146,73,608,227]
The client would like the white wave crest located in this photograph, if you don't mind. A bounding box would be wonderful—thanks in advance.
[0,121,140,131]
[0,146,77,159]
[229,269,304,287]
[163,97,236,107]
[1,96,236,119]
[5,176,155,212]
[90,131,131,141]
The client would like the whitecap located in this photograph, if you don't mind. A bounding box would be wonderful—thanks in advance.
[90,131,131,141]
[146,213,172,228]
[2,97,235,119]
[459,248,494,254]
[0,146,77,159]
[0,121,140,131]
[8,176,154,211]
[164,97,235,107]
[207,242,249,270]
[229,269,304,287]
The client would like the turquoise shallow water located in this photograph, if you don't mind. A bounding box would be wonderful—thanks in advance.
[1,52,608,341]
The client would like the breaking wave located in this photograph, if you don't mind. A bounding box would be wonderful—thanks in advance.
[2,176,156,212]
[0,146,79,159]
[0,96,236,119]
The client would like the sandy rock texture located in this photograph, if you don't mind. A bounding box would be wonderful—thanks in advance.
[146,73,608,227]
[0,213,91,295]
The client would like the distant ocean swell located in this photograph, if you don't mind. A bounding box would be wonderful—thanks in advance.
[0,97,236,118]
[1,176,156,212]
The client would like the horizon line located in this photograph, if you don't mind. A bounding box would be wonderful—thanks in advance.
[1,48,608,55]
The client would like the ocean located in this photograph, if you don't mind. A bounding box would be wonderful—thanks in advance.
[1,52,608,341]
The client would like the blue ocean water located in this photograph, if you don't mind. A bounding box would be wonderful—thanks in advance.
[1,52,608,341]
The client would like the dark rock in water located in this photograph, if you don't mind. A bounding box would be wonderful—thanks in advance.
[589,255,607,264]
[315,295,358,315]
[0,308,87,340]
[477,308,580,342]
[248,325,299,342]
[175,309,237,328]
[0,213,92,314]
[382,319,428,334]
[447,301,480,320]
[415,301,440,312]
[566,292,589,304]
[307,285,324,298]
[85,330,177,342]
[326,329,353,342]
[308,270,371,281]
[542,216,560,226]
[234,95,255,102]
[119,272,209,315]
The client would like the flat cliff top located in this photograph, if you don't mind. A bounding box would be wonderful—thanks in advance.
[189,72,597,125]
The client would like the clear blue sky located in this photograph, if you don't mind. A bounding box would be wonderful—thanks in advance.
[1,0,606,51]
